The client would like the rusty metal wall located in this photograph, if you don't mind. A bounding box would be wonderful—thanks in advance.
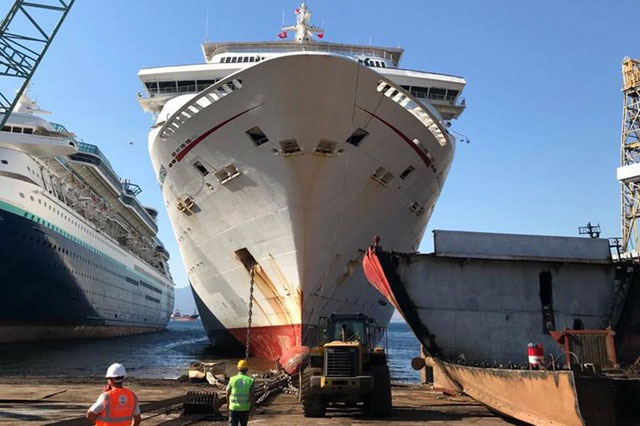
[569,334,611,368]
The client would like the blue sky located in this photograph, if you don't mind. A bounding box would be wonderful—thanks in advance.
[6,0,639,290]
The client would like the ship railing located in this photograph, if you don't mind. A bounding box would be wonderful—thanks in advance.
[410,91,465,107]
[65,151,123,193]
[207,42,398,65]
[68,142,158,233]
[146,83,214,96]
[43,164,167,277]
[120,192,159,234]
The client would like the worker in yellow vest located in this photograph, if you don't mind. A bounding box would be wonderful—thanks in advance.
[86,363,141,426]
[226,359,255,426]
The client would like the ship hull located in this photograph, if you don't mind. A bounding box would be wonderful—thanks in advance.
[363,232,640,425]
[0,178,174,342]
[150,53,454,359]
[425,357,638,426]
[362,232,636,364]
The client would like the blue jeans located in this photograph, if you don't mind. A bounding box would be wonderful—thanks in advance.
[229,410,249,426]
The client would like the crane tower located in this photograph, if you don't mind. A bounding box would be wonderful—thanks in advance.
[617,57,640,255]
[0,0,74,129]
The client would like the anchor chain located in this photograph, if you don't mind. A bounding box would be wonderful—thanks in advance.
[245,265,255,361]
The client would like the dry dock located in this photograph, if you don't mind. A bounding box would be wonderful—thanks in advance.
[0,377,513,425]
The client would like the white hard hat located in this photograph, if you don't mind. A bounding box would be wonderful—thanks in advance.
[105,363,126,378]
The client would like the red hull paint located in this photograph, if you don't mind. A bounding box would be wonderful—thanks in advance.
[363,246,402,313]
[175,104,262,162]
[228,324,302,361]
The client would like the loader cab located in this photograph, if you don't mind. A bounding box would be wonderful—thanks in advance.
[317,313,385,348]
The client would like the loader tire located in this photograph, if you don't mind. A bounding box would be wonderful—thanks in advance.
[366,363,392,417]
[301,367,325,417]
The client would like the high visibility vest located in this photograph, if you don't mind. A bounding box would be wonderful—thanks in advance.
[95,387,136,426]
[228,373,254,412]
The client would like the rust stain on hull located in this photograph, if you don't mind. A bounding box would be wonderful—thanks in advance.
[235,248,293,325]
[428,357,585,426]
[253,264,293,324]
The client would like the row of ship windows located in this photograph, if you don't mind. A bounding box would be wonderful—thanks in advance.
[219,55,266,64]
[75,284,163,317]
[400,85,460,103]
[27,166,42,179]
[357,58,387,68]
[20,192,119,252]
[179,126,415,187]
[2,125,34,134]
[145,79,218,95]
[16,231,120,277]
[13,232,165,300]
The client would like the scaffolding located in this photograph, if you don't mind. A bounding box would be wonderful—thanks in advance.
[617,57,640,254]
[0,0,74,128]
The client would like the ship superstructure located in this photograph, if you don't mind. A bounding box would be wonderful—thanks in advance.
[0,92,174,342]
[138,3,465,360]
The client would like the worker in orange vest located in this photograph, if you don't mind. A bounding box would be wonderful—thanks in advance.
[86,363,141,426]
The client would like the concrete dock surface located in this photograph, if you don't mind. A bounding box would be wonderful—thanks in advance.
[0,376,515,425]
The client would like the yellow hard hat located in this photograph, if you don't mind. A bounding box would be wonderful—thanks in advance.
[237,359,249,370]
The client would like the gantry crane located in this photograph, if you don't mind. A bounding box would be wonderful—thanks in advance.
[0,0,74,129]
[617,57,640,256]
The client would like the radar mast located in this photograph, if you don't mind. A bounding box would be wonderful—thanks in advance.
[281,2,325,43]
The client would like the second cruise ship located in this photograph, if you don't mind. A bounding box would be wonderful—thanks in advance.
[0,91,174,342]
[138,3,466,360]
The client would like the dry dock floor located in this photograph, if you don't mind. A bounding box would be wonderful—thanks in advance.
[0,377,513,425]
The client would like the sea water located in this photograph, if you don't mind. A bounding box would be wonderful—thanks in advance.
[0,321,420,382]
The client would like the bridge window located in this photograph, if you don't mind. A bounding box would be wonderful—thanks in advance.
[158,81,177,93]
[196,79,217,91]
[177,80,196,93]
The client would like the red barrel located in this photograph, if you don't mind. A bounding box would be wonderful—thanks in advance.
[527,343,544,368]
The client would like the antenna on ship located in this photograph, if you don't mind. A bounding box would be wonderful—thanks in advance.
[279,2,325,42]
[204,6,210,42]
[578,222,601,239]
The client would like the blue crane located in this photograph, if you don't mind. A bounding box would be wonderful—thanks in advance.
[0,0,75,128]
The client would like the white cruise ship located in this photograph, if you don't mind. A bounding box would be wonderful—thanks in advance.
[138,3,465,361]
[0,91,174,342]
